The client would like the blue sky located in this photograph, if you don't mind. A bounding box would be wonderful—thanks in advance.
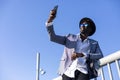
[0,0,120,80]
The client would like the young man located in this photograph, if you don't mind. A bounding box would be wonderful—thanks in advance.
[46,9,103,80]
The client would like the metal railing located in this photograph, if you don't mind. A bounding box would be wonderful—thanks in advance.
[97,50,120,80]
[53,50,120,80]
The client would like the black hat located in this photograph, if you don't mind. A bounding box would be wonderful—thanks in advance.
[79,17,96,36]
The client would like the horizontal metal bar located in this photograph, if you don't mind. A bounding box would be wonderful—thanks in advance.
[99,50,120,67]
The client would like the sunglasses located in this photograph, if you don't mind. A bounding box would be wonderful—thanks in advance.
[80,23,89,27]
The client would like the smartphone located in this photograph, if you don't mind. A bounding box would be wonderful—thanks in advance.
[53,5,58,11]
[52,5,58,16]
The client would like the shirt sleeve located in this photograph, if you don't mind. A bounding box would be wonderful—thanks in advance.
[45,22,53,27]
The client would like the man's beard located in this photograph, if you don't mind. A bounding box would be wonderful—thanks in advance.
[81,30,89,36]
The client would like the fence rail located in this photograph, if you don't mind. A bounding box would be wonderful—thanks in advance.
[98,50,120,80]
[52,51,120,80]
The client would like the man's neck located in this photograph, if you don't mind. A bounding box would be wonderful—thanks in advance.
[80,33,88,42]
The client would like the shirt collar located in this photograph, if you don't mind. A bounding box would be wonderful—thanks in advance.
[78,34,89,42]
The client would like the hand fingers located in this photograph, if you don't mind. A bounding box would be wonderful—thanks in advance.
[79,53,84,57]
[71,53,77,60]
[50,14,56,18]
[50,10,56,15]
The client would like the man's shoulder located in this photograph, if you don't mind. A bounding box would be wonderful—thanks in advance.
[88,38,98,44]
[66,34,78,40]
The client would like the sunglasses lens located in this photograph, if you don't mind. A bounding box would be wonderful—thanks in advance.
[84,24,88,27]
[80,23,88,27]
[80,24,84,27]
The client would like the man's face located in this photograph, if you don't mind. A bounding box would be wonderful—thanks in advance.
[80,22,92,36]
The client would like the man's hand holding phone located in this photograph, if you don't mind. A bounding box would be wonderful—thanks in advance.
[47,5,58,23]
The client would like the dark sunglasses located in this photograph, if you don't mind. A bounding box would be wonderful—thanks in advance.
[80,23,89,27]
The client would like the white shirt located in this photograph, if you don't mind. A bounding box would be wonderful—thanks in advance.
[64,37,90,78]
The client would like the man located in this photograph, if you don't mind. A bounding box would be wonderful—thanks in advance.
[46,8,103,80]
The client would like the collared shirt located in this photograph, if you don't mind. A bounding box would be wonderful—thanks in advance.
[45,22,90,77]
[64,37,90,78]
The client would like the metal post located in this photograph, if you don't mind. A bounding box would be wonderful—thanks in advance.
[115,60,120,79]
[101,67,105,80]
[36,53,40,80]
[107,63,113,80]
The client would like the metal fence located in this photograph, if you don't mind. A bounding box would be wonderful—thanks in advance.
[97,50,120,80]
[39,51,120,80]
